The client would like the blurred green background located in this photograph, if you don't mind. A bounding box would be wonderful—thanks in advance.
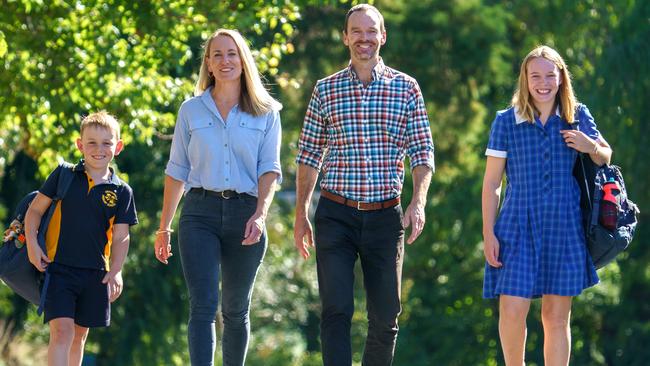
[0,0,648,365]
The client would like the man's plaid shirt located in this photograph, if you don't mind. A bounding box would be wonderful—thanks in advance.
[296,59,435,202]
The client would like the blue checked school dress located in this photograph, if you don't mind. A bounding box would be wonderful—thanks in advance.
[483,104,600,299]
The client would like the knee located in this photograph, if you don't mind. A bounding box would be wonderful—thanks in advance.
[49,322,75,345]
[499,301,529,324]
[541,307,570,331]
[368,305,400,331]
[367,317,399,343]
[222,308,249,328]
[321,303,354,328]
[73,327,89,347]
[189,301,219,323]
[322,301,354,320]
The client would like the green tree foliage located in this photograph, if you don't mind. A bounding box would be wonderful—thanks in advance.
[0,0,648,365]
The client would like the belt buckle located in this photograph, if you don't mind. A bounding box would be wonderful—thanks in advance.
[356,201,370,211]
[220,191,233,199]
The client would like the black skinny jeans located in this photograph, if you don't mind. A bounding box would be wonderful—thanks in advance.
[314,196,405,366]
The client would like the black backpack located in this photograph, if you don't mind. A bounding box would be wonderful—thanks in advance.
[574,149,640,269]
[0,162,75,310]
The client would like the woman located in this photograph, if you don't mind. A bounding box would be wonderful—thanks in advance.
[154,29,282,366]
[482,45,611,366]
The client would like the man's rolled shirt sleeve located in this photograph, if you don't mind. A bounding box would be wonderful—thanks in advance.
[296,86,327,170]
[405,81,435,171]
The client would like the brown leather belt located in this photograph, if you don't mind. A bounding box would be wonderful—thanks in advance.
[320,190,400,211]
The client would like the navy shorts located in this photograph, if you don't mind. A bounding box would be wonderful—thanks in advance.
[43,262,110,328]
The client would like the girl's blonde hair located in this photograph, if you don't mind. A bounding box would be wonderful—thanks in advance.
[512,45,576,123]
[194,29,282,116]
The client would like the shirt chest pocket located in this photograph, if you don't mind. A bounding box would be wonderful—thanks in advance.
[188,118,218,148]
[238,119,266,133]
[188,118,216,133]
[232,118,266,153]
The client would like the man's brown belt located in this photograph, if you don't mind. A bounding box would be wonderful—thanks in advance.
[320,190,400,211]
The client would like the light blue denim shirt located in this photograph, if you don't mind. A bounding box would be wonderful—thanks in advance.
[165,87,282,197]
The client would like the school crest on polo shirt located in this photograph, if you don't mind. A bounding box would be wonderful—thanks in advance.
[102,190,118,207]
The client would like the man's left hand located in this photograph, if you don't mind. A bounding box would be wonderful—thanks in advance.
[403,202,426,244]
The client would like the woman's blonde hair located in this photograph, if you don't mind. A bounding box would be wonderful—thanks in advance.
[512,45,576,123]
[194,29,282,116]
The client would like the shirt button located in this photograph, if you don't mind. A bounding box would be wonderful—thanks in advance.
[224,144,228,147]
[226,161,229,165]
[226,178,229,181]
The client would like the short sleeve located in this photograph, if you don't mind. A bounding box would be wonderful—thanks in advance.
[114,184,138,226]
[485,111,508,158]
[577,104,602,141]
[39,165,63,199]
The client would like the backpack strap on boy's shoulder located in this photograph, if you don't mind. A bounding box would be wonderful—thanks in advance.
[36,162,76,316]
[37,162,76,250]
[53,162,76,201]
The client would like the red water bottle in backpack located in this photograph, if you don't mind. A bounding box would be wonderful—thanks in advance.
[600,178,620,231]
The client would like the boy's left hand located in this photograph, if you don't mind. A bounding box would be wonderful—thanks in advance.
[102,270,123,303]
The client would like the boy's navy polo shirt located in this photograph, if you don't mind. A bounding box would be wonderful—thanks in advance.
[39,160,138,271]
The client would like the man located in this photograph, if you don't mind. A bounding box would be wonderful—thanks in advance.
[293,4,435,366]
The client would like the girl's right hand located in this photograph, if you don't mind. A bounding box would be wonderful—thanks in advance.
[26,243,50,272]
[483,232,503,268]
[154,231,173,265]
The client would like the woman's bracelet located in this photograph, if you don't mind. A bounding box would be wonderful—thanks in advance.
[156,228,174,235]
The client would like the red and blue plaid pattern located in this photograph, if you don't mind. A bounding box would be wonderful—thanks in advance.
[296,60,434,202]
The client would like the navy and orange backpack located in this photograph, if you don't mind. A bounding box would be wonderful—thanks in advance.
[0,162,74,310]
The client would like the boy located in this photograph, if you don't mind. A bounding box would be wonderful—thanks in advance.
[24,111,138,366]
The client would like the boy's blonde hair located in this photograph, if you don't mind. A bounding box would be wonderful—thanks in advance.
[512,45,577,123]
[194,29,282,116]
[80,111,121,140]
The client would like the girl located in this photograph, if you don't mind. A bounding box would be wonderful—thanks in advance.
[154,29,282,366]
[482,45,611,366]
